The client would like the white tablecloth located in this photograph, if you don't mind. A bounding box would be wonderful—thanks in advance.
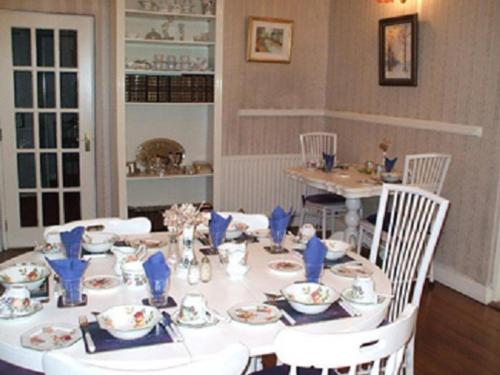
[0,233,391,372]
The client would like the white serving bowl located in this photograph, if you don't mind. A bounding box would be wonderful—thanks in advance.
[82,232,117,253]
[281,282,337,315]
[225,222,249,240]
[0,262,51,291]
[97,305,161,340]
[323,239,352,260]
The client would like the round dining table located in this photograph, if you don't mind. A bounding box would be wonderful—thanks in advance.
[0,233,391,372]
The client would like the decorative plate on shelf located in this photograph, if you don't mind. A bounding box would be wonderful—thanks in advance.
[20,323,81,351]
[83,275,121,292]
[330,263,373,279]
[136,138,185,171]
[228,304,282,325]
[267,260,304,276]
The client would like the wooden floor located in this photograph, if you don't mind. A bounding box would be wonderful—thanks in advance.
[1,248,499,374]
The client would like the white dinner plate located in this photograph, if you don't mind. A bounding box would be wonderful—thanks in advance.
[83,275,121,292]
[228,304,282,325]
[330,262,373,279]
[20,323,81,351]
[267,259,304,276]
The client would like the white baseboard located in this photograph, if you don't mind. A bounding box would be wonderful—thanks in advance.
[434,262,489,303]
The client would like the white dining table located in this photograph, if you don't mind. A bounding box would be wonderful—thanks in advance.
[0,232,391,372]
[286,165,384,244]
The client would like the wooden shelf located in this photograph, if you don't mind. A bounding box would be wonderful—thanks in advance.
[125,69,214,76]
[126,38,215,47]
[125,9,216,20]
[127,173,213,181]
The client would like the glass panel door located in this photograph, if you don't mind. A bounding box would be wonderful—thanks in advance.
[0,11,95,248]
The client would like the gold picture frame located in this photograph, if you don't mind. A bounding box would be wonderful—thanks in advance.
[246,17,294,63]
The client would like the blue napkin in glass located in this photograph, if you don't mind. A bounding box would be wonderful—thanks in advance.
[46,257,88,304]
[142,252,170,300]
[384,156,398,172]
[60,226,85,258]
[303,236,327,282]
[269,206,292,245]
[209,211,232,248]
[322,153,335,172]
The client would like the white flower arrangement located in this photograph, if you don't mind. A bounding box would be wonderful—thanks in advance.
[162,203,206,233]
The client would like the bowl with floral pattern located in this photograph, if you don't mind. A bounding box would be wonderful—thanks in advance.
[281,282,337,315]
[0,262,51,291]
[323,239,352,261]
[82,232,118,253]
[97,305,161,340]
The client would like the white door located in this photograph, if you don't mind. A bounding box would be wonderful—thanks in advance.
[0,11,95,248]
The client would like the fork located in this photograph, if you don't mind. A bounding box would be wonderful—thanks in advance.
[79,315,96,353]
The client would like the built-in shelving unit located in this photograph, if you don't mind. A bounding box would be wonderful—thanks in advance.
[114,0,223,218]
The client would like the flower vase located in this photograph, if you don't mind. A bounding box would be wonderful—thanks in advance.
[177,225,195,278]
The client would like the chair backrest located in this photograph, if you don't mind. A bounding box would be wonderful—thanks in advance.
[369,184,449,322]
[274,304,418,374]
[403,153,451,195]
[44,217,152,243]
[299,132,337,167]
[218,212,269,231]
[43,342,249,375]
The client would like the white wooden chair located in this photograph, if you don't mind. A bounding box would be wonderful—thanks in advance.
[220,212,269,231]
[299,132,347,239]
[43,342,249,375]
[357,153,451,282]
[369,184,449,375]
[44,217,152,244]
[252,304,418,375]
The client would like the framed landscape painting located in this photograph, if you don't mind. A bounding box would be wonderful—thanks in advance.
[379,14,418,86]
[247,17,293,63]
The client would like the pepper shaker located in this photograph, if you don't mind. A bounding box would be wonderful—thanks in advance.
[187,258,200,285]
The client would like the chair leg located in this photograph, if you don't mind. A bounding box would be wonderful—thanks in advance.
[428,261,435,283]
[331,210,336,237]
[356,226,364,254]
[322,208,327,239]
[299,207,306,228]
[404,335,415,375]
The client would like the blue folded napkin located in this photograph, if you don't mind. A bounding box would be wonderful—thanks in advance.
[209,211,232,248]
[384,156,398,173]
[303,236,327,282]
[269,206,292,245]
[322,153,335,172]
[143,252,170,300]
[60,226,85,258]
[46,257,88,304]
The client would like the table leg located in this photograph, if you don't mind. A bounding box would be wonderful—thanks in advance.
[344,198,361,246]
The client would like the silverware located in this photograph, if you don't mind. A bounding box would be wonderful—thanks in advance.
[79,315,96,353]
[159,320,177,341]
[279,309,296,325]
[161,312,184,342]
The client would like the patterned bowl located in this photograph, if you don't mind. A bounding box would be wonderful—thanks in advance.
[97,305,161,340]
[0,262,51,291]
[281,282,337,315]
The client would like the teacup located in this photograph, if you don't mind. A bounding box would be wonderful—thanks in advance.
[1,285,31,311]
[112,245,147,275]
[351,276,377,303]
[299,224,316,243]
[179,293,211,325]
[121,260,147,288]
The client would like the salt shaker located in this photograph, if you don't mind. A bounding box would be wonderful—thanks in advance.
[200,255,212,283]
[187,258,200,285]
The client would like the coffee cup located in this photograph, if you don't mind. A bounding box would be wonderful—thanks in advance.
[179,293,211,325]
[352,276,377,303]
[2,285,31,311]
[121,260,147,288]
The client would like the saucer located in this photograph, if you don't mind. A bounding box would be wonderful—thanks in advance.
[228,303,281,325]
[0,300,43,319]
[83,275,121,292]
[20,323,81,351]
[341,288,384,305]
[172,309,219,328]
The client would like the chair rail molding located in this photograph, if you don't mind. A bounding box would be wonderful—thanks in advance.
[237,108,483,138]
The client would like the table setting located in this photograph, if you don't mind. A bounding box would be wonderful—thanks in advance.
[0,205,392,372]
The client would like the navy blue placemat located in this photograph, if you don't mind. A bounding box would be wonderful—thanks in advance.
[82,320,174,354]
[142,296,177,308]
[231,233,259,244]
[200,247,219,256]
[264,246,289,254]
[269,299,351,326]
[293,249,355,268]
[31,278,49,303]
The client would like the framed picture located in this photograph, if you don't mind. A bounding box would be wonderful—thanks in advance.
[247,17,293,63]
[379,14,418,86]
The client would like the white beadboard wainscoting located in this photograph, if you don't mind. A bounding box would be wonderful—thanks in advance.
[220,154,303,218]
